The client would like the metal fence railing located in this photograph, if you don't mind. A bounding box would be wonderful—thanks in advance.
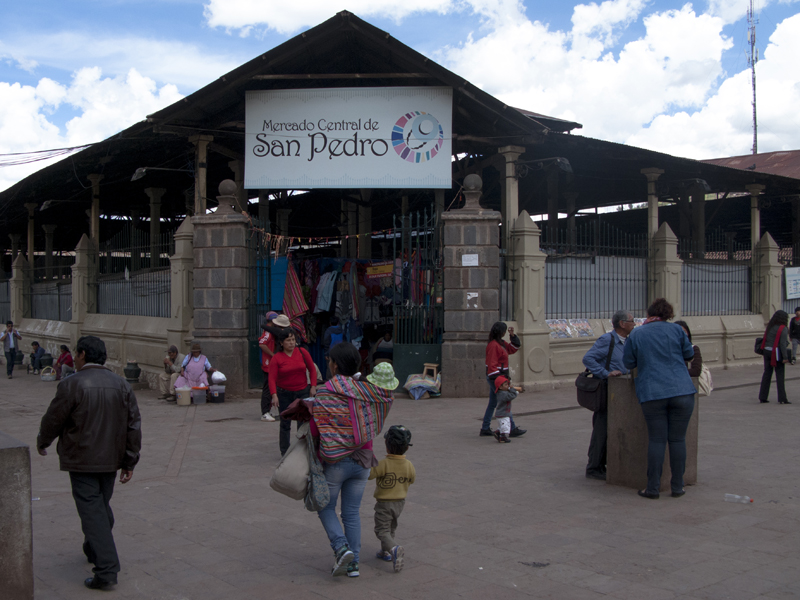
[0,280,9,324]
[95,226,173,318]
[499,279,514,322]
[542,221,649,319]
[27,262,74,322]
[680,235,755,316]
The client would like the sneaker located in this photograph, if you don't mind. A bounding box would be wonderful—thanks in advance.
[391,545,404,573]
[499,433,511,443]
[493,429,502,442]
[166,395,177,403]
[479,428,495,437]
[376,550,392,562]
[332,545,354,577]
[261,413,276,422]
[509,427,527,437]
[347,562,360,577]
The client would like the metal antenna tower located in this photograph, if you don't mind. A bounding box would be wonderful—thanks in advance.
[747,0,759,155]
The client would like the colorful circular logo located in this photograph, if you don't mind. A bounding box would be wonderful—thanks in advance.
[392,111,444,163]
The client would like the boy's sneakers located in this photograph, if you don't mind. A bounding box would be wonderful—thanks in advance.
[332,545,354,577]
[376,550,393,561]
[494,430,511,443]
[391,545,404,573]
[261,413,276,422]
[347,562,360,577]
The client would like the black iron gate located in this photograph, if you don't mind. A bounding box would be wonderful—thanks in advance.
[391,206,443,385]
[247,216,272,388]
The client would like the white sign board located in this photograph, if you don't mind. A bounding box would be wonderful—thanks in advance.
[461,254,479,267]
[244,87,453,189]
[786,267,800,299]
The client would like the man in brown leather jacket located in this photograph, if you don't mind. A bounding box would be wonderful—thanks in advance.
[37,335,142,590]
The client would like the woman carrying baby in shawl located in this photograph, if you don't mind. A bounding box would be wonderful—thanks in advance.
[282,341,393,578]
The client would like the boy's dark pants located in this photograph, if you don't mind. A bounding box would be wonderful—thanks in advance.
[374,499,405,552]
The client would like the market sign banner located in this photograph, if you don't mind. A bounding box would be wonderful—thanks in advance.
[244,87,452,189]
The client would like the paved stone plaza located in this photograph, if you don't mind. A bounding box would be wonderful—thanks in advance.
[2,364,800,600]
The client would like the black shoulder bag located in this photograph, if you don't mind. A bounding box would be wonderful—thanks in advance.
[575,336,615,412]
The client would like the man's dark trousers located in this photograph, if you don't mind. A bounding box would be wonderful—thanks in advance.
[586,407,608,476]
[70,472,120,584]
[5,348,16,376]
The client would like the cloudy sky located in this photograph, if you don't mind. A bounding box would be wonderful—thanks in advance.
[1,0,799,192]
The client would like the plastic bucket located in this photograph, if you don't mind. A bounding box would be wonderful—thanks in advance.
[192,387,207,404]
[176,387,192,406]
[208,385,225,403]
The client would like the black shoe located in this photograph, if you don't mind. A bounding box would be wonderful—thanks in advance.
[671,490,686,498]
[509,427,527,438]
[586,471,606,481]
[638,489,659,500]
[759,399,769,403]
[479,428,495,437]
[779,400,792,404]
[84,577,114,590]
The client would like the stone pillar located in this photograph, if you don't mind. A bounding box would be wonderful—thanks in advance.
[130,210,141,272]
[71,235,96,345]
[24,203,37,268]
[168,217,194,354]
[257,190,270,223]
[641,168,664,241]
[756,232,782,323]
[441,175,500,397]
[546,168,559,244]
[87,174,104,244]
[677,191,691,252]
[650,222,682,316]
[10,255,30,323]
[0,431,34,600]
[434,189,445,220]
[227,160,247,213]
[498,145,524,252]
[9,234,20,262]
[42,224,56,280]
[190,135,213,215]
[192,180,249,396]
[507,210,551,388]
[358,205,372,259]
[746,184,765,253]
[691,186,706,259]
[145,188,165,269]
[184,189,194,217]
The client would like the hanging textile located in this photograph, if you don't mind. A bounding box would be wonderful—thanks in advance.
[283,261,310,342]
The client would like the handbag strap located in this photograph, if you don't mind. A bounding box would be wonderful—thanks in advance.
[603,335,616,372]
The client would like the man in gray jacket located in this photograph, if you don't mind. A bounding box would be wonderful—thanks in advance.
[1,320,22,378]
[37,335,142,590]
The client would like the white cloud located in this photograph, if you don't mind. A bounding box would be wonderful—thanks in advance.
[627,13,800,158]
[440,4,732,143]
[0,34,242,90]
[0,68,183,192]
[203,0,455,35]
[708,0,800,25]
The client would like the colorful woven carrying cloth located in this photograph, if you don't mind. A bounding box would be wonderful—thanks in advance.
[311,375,394,463]
[283,261,309,342]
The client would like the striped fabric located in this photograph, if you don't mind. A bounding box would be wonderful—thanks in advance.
[311,375,394,463]
[283,261,309,341]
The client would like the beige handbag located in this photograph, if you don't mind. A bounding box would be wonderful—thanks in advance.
[269,422,310,500]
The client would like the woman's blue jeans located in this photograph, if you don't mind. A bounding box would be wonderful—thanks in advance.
[317,457,369,562]
[481,377,516,431]
[640,394,695,495]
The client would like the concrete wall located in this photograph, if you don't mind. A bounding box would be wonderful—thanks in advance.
[0,431,34,600]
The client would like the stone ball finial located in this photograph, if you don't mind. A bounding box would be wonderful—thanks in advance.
[218,179,237,197]
[463,174,482,191]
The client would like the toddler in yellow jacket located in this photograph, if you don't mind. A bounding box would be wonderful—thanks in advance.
[369,425,415,573]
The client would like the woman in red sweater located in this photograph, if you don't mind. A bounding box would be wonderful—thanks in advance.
[480,322,526,438]
[269,329,317,455]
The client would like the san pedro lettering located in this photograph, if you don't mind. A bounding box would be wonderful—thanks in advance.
[253,118,386,161]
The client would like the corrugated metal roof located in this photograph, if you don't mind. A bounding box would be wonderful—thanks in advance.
[702,150,800,181]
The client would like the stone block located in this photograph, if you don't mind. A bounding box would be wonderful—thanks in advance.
[193,269,210,289]
[468,268,486,288]
[607,377,698,492]
[193,227,209,248]
[202,289,223,309]
[209,310,235,330]
[226,268,246,289]
[226,226,246,248]
[210,269,227,288]
[0,431,34,600]
[443,224,461,246]
[210,228,225,248]
[464,225,477,245]
[464,311,483,332]
[444,311,464,332]
[443,268,462,290]
[193,309,210,329]
[487,268,499,289]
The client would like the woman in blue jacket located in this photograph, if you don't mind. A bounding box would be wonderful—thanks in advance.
[623,298,696,499]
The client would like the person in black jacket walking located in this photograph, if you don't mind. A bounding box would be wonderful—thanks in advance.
[759,310,791,404]
[37,335,142,590]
